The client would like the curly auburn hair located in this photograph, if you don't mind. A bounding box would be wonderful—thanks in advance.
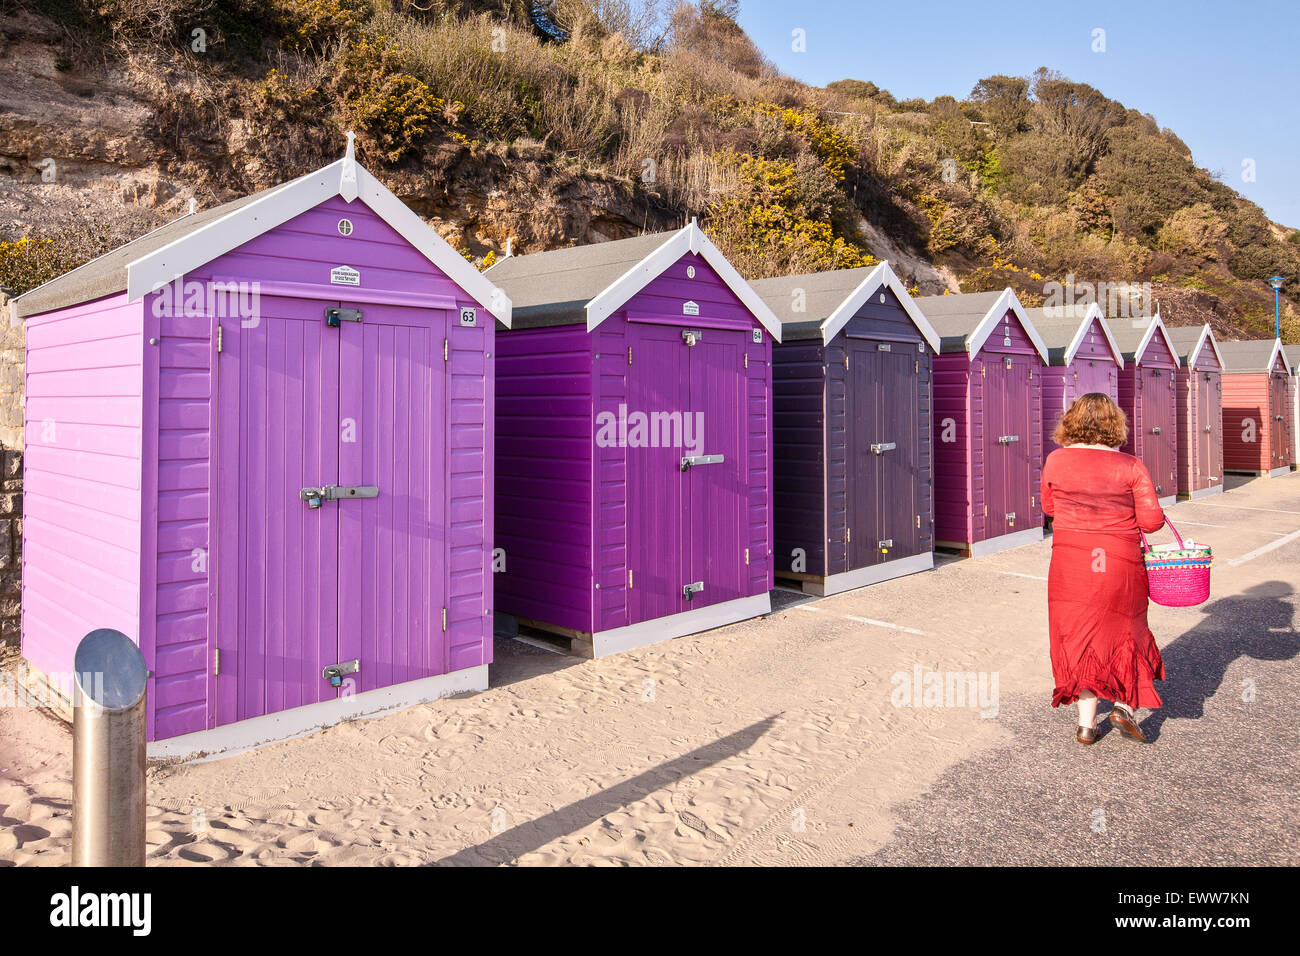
[1053,392,1129,448]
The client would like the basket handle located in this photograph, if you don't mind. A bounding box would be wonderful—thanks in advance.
[1140,515,1184,553]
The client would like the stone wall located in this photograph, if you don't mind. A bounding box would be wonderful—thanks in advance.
[0,296,24,450]
[0,445,20,647]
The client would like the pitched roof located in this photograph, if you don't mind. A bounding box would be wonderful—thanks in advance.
[910,288,1048,361]
[10,190,269,319]
[748,260,940,350]
[1020,303,1122,366]
[11,139,511,325]
[484,221,782,339]
[1107,313,1176,364]
[1283,343,1299,374]
[1164,323,1224,369]
[1218,338,1287,373]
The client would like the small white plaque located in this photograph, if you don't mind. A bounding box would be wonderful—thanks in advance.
[683,300,700,316]
[330,265,360,286]
[460,307,477,327]
[752,329,762,343]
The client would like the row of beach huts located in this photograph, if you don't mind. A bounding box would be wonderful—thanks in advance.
[9,151,1298,756]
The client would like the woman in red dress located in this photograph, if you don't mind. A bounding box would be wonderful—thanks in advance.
[1041,393,1166,745]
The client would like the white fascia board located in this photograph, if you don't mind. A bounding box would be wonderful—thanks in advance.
[356,165,510,326]
[968,288,1049,363]
[126,163,341,302]
[1265,336,1287,373]
[124,159,511,326]
[819,260,941,352]
[1199,325,1225,370]
[1064,303,1124,368]
[584,221,784,342]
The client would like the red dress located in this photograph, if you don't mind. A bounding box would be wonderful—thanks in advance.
[1041,447,1167,710]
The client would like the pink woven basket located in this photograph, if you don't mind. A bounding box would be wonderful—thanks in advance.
[1140,516,1212,607]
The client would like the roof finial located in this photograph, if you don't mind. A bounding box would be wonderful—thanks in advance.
[505,237,513,258]
[340,130,359,202]
[188,197,197,215]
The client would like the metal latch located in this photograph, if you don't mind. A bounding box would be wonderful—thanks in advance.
[878,538,893,549]
[300,485,380,508]
[681,454,724,471]
[870,442,896,454]
[325,307,363,327]
[682,329,702,346]
[322,659,360,688]
[1151,426,1161,435]
[683,581,704,601]
[998,435,1020,444]
[1005,512,1016,525]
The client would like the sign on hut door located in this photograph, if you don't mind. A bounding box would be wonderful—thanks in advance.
[215,297,452,729]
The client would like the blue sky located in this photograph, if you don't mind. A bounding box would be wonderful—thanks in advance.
[736,0,1300,227]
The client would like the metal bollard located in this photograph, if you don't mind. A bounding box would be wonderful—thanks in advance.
[72,628,148,867]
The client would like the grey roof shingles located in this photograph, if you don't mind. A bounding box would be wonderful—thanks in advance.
[1217,338,1285,373]
[483,231,677,328]
[1107,316,1164,360]
[1019,306,1099,365]
[748,266,879,340]
[13,183,287,320]
[1163,324,1209,365]
[911,290,1006,353]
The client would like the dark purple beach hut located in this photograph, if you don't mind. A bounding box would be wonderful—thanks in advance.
[750,262,941,595]
[1026,303,1124,458]
[10,142,508,758]
[912,289,1049,557]
[1111,313,1180,507]
[486,223,781,658]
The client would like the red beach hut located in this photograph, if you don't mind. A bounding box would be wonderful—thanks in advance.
[10,142,508,757]
[1110,314,1180,506]
[752,262,942,595]
[1219,338,1293,477]
[486,222,781,657]
[1165,324,1225,499]
[911,289,1049,557]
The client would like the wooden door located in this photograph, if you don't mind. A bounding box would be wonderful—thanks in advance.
[685,331,747,609]
[876,345,923,560]
[846,343,882,568]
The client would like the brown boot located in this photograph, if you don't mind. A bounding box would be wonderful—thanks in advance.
[1076,723,1098,745]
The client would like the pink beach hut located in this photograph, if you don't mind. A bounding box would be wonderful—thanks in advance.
[10,143,510,758]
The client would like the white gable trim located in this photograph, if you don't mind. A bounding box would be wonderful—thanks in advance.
[1129,312,1177,365]
[967,288,1049,363]
[819,261,941,352]
[1265,336,1287,373]
[584,221,783,341]
[124,158,511,326]
[1060,302,1124,367]
[1183,323,1225,370]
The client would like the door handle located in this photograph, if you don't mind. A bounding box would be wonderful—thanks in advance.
[998,435,1019,444]
[1151,426,1161,435]
[680,454,724,471]
[682,581,704,601]
[300,485,379,508]
[870,442,896,454]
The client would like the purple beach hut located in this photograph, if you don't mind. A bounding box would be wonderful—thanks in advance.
[912,289,1049,557]
[1025,302,1124,459]
[11,141,510,758]
[486,222,781,658]
[751,262,942,595]
[1111,313,1180,507]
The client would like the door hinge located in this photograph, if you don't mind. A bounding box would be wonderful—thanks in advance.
[844,354,850,370]
[628,346,632,366]
[443,338,449,361]
[915,359,919,373]
[916,514,921,528]
[1031,495,1036,508]
[984,504,988,516]
[846,527,851,543]
[628,568,633,588]
[744,547,750,565]
[442,607,447,632]
[216,324,223,354]
[214,648,220,676]
[981,365,986,377]
[744,353,748,369]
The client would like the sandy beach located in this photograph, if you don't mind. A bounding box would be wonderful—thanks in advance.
[1,472,1296,866]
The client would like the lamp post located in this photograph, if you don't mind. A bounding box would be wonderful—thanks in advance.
[1269,276,1284,339]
